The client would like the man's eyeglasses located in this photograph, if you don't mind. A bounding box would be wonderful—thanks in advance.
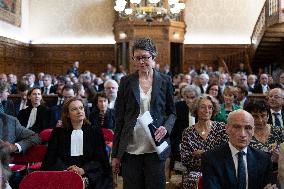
[132,56,152,62]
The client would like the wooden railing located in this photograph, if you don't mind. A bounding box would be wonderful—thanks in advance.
[250,0,281,55]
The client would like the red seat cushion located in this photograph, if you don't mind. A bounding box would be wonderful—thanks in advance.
[29,162,42,170]
[9,164,26,172]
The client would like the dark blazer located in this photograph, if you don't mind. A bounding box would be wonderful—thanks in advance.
[253,83,270,93]
[0,113,41,152]
[170,100,189,162]
[2,99,16,117]
[17,105,50,133]
[268,108,284,127]
[41,86,56,95]
[89,108,115,130]
[202,143,277,189]
[112,69,176,160]
[41,125,112,189]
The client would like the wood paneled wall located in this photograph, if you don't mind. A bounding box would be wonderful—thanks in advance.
[0,37,32,76]
[184,44,252,74]
[0,36,252,77]
[30,44,115,76]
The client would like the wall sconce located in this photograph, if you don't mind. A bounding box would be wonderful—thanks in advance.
[119,32,127,39]
[173,32,180,39]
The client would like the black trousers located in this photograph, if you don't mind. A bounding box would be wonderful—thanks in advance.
[121,152,166,189]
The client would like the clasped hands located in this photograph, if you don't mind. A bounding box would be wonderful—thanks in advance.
[67,165,85,175]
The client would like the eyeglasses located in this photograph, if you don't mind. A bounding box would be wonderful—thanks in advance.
[132,56,152,62]
[209,88,218,92]
[268,95,283,100]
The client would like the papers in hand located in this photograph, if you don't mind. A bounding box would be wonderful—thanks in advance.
[137,111,169,154]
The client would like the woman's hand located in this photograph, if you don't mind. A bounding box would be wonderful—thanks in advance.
[271,148,279,163]
[112,158,121,174]
[192,150,204,158]
[67,165,85,175]
[154,126,167,142]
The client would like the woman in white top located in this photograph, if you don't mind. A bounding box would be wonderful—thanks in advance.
[111,38,176,189]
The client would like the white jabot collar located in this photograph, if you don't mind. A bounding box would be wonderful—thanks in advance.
[71,129,83,156]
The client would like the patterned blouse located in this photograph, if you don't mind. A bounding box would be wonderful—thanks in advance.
[181,121,228,189]
[250,125,284,153]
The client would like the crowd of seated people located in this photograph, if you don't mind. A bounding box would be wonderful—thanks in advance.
[1,60,284,189]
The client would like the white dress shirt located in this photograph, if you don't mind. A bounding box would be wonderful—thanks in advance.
[70,129,83,156]
[270,109,283,128]
[228,142,248,189]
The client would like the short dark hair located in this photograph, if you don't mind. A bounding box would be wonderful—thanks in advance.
[244,100,269,114]
[93,92,108,108]
[0,82,9,93]
[132,38,158,59]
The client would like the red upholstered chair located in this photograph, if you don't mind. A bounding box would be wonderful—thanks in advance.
[39,129,53,143]
[19,171,84,189]
[12,144,47,172]
[197,176,203,189]
[102,128,114,143]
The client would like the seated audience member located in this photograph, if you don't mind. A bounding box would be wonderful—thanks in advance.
[41,74,56,95]
[73,82,90,116]
[279,72,284,89]
[181,94,228,189]
[279,142,284,188]
[14,84,29,116]
[89,92,114,130]
[0,113,41,153]
[171,85,201,166]
[202,109,278,189]
[104,79,118,109]
[253,73,270,94]
[218,73,228,94]
[49,85,75,128]
[199,73,209,93]
[212,86,240,123]
[248,74,257,93]
[267,88,284,128]
[66,61,79,77]
[7,74,17,95]
[244,100,284,170]
[206,84,223,103]
[0,144,11,189]
[41,97,112,189]
[17,87,50,133]
[235,85,249,109]
[0,83,16,117]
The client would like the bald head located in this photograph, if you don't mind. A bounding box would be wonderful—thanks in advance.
[226,109,254,150]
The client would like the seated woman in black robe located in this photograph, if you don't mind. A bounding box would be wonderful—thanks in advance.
[17,87,50,133]
[41,97,112,189]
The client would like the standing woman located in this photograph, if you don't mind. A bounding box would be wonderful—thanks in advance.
[111,38,176,189]
[17,87,50,133]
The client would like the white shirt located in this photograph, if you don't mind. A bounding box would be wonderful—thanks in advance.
[228,142,248,189]
[127,86,155,154]
[26,107,37,129]
[270,109,283,127]
[261,84,269,94]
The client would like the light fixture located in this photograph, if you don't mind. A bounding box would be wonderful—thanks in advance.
[114,0,185,22]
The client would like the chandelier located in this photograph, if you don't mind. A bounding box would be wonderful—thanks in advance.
[114,0,185,22]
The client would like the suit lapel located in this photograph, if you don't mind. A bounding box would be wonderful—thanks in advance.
[247,147,257,189]
[130,72,140,105]
[150,69,162,111]
[223,144,238,188]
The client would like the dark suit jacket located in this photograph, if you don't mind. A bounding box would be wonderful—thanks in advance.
[89,108,115,130]
[0,113,41,152]
[17,105,51,133]
[170,100,189,162]
[202,143,277,189]
[41,86,56,95]
[253,83,270,93]
[41,125,112,189]
[268,108,284,127]
[2,99,16,117]
[112,69,176,160]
